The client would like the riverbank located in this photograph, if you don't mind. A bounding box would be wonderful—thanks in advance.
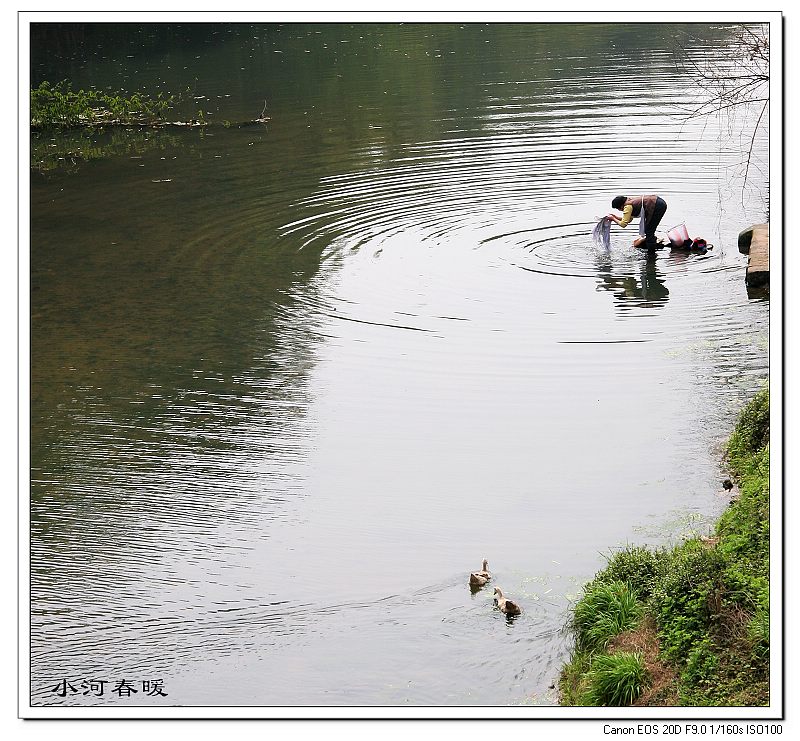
[559,387,770,706]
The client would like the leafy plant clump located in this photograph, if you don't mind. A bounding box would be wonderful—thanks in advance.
[588,545,669,602]
[572,581,642,653]
[560,387,770,707]
[583,652,649,706]
[31,80,178,129]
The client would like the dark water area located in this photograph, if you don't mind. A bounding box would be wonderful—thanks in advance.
[29,22,769,707]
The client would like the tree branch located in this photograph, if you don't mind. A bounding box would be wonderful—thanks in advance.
[742,98,769,195]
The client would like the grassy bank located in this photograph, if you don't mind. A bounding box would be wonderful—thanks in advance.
[559,388,770,706]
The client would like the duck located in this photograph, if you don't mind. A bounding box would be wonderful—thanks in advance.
[722,478,734,492]
[493,587,522,616]
[469,559,491,588]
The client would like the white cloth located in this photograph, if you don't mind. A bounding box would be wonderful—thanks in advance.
[638,194,647,237]
[593,217,612,250]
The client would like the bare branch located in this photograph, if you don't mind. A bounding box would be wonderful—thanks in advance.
[675,23,769,196]
[742,99,769,194]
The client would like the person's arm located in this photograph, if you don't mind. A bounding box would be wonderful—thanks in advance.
[606,204,632,226]
[617,204,633,227]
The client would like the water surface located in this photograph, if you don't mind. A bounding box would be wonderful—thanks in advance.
[30,22,769,707]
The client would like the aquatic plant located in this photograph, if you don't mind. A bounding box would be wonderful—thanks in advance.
[31,80,177,129]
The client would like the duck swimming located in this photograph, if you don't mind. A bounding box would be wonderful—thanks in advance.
[493,587,522,616]
[469,559,491,588]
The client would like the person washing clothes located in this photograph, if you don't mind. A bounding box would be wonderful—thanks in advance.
[607,194,667,248]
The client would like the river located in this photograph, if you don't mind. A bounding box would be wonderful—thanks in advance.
[29,22,769,707]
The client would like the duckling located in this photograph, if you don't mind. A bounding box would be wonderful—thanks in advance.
[469,559,491,588]
[493,587,522,616]
[722,478,734,492]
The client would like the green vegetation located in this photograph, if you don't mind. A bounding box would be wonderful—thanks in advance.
[29,81,211,172]
[583,652,650,706]
[29,81,265,171]
[560,387,770,706]
[572,581,643,653]
[31,80,178,129]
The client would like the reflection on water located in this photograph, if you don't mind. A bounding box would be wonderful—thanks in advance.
[596,251,670,309]
[30,126,188,173]
[29,22,769,707]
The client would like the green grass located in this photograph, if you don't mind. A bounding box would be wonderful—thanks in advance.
[583,652,649,706]
[560,387,770,707]
[749,606,769,659]
[572,581,642,652]
[589,545,669,602]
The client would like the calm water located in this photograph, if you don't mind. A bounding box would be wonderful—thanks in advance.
[29,23,769,707]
